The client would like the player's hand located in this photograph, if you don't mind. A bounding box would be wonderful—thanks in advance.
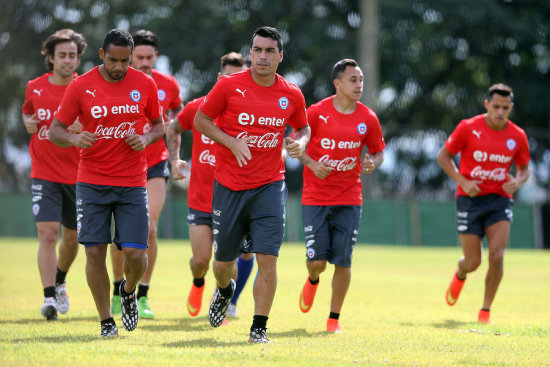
[126,134,148,151]
[460,179,483,197]
[311,160,332,180]
[171,160,189,180]
[72,131,96,149]
[502,173,520,195]
[285,137,305,159]
[23,114,39,134]
[230,136,253,167]
[67,119,83,134]
[363,153,375,174]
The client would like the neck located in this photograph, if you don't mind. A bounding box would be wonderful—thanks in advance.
[332,93,357,114]
[484,114,507,131]
[249,69,276,87]
[48,73,74,86]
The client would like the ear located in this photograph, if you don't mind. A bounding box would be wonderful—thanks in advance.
[484,99,489,110]
[99,48,105,60]
[334,78,341,91]
[279,50,283,63]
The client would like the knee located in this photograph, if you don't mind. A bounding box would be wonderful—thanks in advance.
[488,249,505,266]
[38,226,59,246]
[463,257,481,272]
[307,260,327,274]
[190,256,210,273]
[124,249,147,266]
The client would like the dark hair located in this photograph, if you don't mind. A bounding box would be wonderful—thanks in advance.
[131,29,158,49]
[220,52,245,72]
[251,26,283,52]
[488,83,514,103]
[332,59,359,81]
[41,29,87,72]
[102,29,134,53]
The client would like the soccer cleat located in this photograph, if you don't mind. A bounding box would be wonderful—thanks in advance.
[478,309,491,324]
[111,295,121,315]
[445,269,466,306]
[208,279,235,327]
[120,280,139,331]
[249,327,270,343]
[299,277,319,313]
[55,283,69,314]
[138,297,154,319]
[327,318,342,333]
[41,297,58,321]
[221,317,229,326]
[100,322,119,338]
[227,303,238,317]
[187,282,205,317]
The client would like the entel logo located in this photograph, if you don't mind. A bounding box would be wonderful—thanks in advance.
[320,138,361,150]
[36,108,52,121]
[238,112,285,127]
[90,104,140,119]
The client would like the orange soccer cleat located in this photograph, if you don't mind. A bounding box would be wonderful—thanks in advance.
[326,318,342,333]
[478,309,491,324]
[299,277,319,313]
[445,269,466,306]
[187,282,205,317]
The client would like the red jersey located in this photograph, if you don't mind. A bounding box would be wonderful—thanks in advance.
[302,96,385,206]
[445,114,530,198]
[141,69,182,168]
[55,66,161,187]
[22,73,80,184]
[177,96,216,213]
[199,70,308,190]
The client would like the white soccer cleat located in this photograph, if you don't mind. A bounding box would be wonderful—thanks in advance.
[55,283,70,314]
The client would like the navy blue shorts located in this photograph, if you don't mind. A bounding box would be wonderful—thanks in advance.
[76,182,149,249]
[302,205,362,267]
[147,160,169,180]
[31,179,77,230]
[456,194,513,237]
[212,180,287,261]
[187,207,212,227]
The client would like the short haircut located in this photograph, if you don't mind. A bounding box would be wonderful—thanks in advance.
[251,26,283,52]
[102,29,134,53]
[332,59,359,81]
[131,29,158,49]
[487,83,514,103]
[220,52,245,72]
[41,29,87,72]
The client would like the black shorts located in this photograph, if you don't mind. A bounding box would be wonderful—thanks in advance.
[456,194,513,237]
[212,180,287,261]
[147,160,169,180]
[302,205,362,267]
[187,207,212,227]
[76,182,149,249]
[31,179,77,230]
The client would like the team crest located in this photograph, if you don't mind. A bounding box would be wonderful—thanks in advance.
[506,138,516,150]
[32,204,40,216]
[77,221,81,234]
[130,90,142,102]
[278,97,289,110]
[357,122,367,135]
[158,89,166,101]
[307,248,315,259]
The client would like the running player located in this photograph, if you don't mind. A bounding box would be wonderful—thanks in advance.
[194,26,311,343]
[297,59,385,333]
[438,83,530,323]
[48,29,164,337]
[110,29,182,320]
[22,29,87,322]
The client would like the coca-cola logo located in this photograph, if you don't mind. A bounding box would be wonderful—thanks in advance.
[318,155,357,171]
[199,149,216,166]
[236,131,280,149]
[470,166,507,181]
[95,121,137,140]
[37,125,49,140]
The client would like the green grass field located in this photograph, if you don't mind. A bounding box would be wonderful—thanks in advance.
[0,238,549,366]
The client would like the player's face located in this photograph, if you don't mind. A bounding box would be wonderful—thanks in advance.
[250,36,282,76]
[50,41,79,78]
[484,94,513,129]
[100,45,132,81]
[131,45,157,76]
[335,66,363,102]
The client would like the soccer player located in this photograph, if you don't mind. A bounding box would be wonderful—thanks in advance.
[22,29,87,321]
[109,29,182,319]
[297,59,385,333]
[167,52,255,321]
[49,29,165,337]
[437,83,530,323]
[194,26,311,343]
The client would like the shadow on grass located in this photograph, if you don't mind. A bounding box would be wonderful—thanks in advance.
[430,319,472,329]
[11,334,107,344]
[140,316,213,332]
[0,316,98,325]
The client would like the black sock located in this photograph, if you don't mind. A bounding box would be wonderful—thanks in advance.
[101,317,116,326]
[55,268,67,285]
[193,277,205,288]
[329,312,340,320]
[219,283,233,298]
[309,277,319,285]
[44,286,56,298]
[251,315,269,330]
[137,284,149,299]
[120,283,135,296]
[481,308,490,312]
[113,280,123,296]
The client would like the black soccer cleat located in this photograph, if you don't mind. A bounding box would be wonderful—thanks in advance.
[208,279,235,327]
[119,280,139,331]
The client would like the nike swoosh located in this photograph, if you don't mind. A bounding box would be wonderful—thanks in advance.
[300,292,311,312]
[446,288,456,305]
[188,300,198,314]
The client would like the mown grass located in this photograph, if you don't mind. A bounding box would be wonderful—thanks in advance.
[0,238,549,366]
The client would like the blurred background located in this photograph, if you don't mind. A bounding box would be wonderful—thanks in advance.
[1,0,549,247]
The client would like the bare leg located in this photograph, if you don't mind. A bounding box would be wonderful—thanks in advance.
[122,247,148,293]
[57,225,78,273]
[36,222,60,288]
[110,244,125,282]
[189,224,213,279]
[306,259,327,281]
[253,254,278,316]
[141,177,166,284]
[457,233,483,279]
[213,259,236,289]
[330,265,351,314]
[482,220,510,310]
[84,244,111,320]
